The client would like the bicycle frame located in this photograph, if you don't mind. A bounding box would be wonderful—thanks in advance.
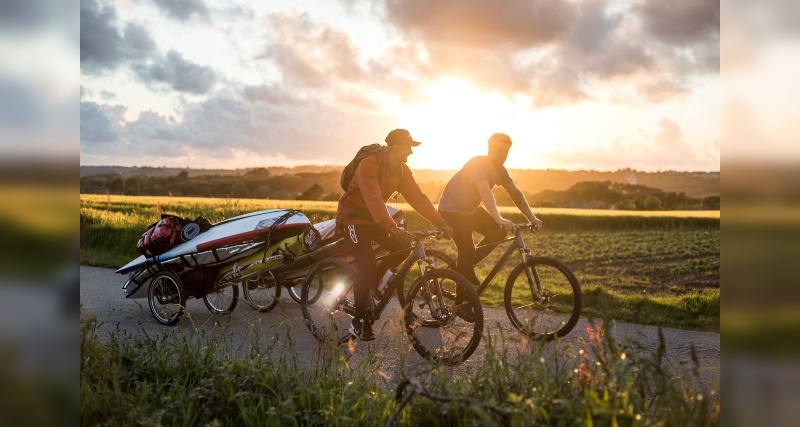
[473,229,535,297]
[366,239,434,320]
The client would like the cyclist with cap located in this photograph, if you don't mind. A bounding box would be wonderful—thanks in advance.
[437,133,543,314]
[337,129,454,341]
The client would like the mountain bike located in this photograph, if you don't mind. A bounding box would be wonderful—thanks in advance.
[396,223,582,341]
[300,229,484,366]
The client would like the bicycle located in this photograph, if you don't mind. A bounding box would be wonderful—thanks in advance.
[300,229,484,366]
[396,223,582,341]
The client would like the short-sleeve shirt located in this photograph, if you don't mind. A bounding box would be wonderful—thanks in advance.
[437,156,513,215]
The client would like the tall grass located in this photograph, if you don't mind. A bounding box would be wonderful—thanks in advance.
[80,314,719,426]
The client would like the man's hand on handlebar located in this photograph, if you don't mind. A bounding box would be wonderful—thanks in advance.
[531,217,543,231]
[437,218,454,240]
[497,218,515,232]
[389,225,412,245]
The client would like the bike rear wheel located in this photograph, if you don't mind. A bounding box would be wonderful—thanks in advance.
[300,258,356,341]
[404,269,483,366]
[203,283,239,315]
[504,257,582,341]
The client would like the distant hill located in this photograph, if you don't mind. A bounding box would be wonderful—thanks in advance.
[79,165,341,178]
[80,165,719,200]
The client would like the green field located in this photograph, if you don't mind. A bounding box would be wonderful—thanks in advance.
[80,194,720,331]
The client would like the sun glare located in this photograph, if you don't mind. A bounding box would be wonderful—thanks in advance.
[391,78,521,169]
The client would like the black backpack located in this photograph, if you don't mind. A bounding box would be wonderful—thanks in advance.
[340,144,385,190]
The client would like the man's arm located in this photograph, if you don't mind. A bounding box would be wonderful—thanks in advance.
[502,181,542,228]
[475,180,514,231]
[397,166,445,227]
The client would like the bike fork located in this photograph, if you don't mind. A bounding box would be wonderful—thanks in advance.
[520,249,541,299]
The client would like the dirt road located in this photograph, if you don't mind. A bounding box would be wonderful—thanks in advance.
[81,265,719,394]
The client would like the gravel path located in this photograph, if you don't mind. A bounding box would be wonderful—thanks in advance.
[81,265,719,395]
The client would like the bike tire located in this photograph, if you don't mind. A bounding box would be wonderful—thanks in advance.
[300,258,356,341]
[404,269,483,366]
[148,271,187,326]
[503,257,582,341]
[286,280,303,304]
[396,249,456,309]
[202,283,239,315]
[243,274,280,312]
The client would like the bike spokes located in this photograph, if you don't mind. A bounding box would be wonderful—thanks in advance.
[505,258,581,341]
[405,270,483,365]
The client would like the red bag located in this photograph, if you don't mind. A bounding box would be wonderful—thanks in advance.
[136,215,185,257]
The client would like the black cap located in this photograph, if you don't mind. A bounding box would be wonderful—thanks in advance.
[385,129,421,147]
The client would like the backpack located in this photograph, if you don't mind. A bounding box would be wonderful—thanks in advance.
[340,144,385,191]
[136,214,191,257]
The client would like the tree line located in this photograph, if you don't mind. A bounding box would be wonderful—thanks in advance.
[80,168,719,210]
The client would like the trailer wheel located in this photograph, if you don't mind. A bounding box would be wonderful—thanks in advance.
[148,271,187,326]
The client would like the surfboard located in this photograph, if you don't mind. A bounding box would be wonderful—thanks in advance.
[116,209,310,274]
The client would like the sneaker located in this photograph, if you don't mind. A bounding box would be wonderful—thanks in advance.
[348,318,376,341]
[454,300,476,323]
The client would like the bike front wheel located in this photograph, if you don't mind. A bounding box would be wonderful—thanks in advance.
[396,249,455,309]
[404,269,483,366]
[203,283,239,315]
[300,258,356,341]
[504,257,582,341]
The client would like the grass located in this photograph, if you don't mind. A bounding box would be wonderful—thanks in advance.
[80,314,719,426]
[424,229,720,332]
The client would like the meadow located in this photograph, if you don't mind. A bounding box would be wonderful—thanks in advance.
[80,314,718,426]
[80,194,719,332]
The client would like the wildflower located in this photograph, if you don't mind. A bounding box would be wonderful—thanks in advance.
[585,325,604,342]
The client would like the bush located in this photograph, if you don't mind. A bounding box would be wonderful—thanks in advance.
[643,195,663,210]
[615,199,636,210]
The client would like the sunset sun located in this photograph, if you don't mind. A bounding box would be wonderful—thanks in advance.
[391,78,518,169]
[391,78,566,170]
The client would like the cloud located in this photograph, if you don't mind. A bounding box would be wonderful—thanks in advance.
[133,50,217,94]
[652,118,692,160]
[148,0,209,21]
[125,110,184,142]
[547,118,711,171]
[352,0,719,106]
[386,0,576,48]
[638,0,719,45]
[261,10,367,89]
[79,101,122,144]
[80,0,157,73]
[80,86,396,165]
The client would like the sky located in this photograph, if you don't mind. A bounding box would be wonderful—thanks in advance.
[76,0,722,171]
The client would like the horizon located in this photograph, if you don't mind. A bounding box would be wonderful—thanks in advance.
[79,163,721,174]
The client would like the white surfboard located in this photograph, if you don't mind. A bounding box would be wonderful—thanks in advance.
[116,209,310,274]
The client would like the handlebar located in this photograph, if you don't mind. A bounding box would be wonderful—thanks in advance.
[513,223,541,232]
[408,228,446,240]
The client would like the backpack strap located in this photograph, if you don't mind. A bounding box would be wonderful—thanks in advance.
[341,146,387,200]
